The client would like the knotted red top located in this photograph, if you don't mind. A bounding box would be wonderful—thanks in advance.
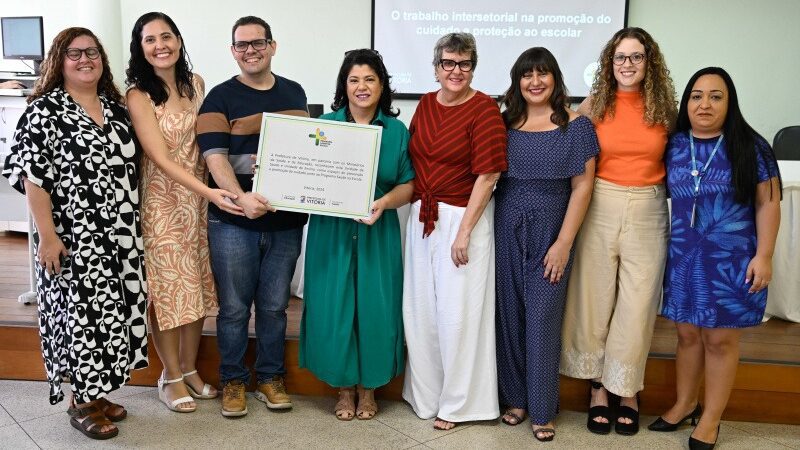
[409,91,507,237]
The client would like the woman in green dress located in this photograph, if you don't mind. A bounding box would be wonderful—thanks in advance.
[299,49,415,421]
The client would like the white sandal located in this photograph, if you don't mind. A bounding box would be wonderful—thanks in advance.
[158,373,196,412]
[182,370,218,399]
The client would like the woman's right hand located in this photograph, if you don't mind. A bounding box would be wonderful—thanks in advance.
[37,233,68,275]
[208,189,245,216]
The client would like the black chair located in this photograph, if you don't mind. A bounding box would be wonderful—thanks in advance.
[308,104,324,118]
[773,126,800,160]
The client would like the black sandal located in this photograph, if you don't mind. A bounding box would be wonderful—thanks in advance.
[501,408,526,426]
[615,393,640,435]
[533,426,556,442]
[587,381,611,435]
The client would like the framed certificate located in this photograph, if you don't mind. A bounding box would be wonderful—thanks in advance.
[252,113,383,219]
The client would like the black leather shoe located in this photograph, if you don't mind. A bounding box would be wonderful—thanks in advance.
[587,381,611,435]
[615,394,640,435]
[689,425,719,450]
[648,404,702,432]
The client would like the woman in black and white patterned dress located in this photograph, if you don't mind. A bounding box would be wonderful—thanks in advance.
[2,27,147,440]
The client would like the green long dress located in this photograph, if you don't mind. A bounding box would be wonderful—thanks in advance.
[299,108,415,388]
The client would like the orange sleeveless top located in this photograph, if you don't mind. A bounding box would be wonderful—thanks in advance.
[594,90,667,186]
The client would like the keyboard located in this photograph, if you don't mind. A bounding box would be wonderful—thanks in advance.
[0,88,28,97]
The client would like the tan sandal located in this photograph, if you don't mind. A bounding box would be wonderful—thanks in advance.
[434,417,457,430]
[356,386,378,420]
[69,403,118,440]
[334,387,356,421]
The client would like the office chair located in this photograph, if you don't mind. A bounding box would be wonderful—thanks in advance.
[773,126,800,160]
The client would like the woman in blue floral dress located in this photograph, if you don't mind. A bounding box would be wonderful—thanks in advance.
[649,67,782,450]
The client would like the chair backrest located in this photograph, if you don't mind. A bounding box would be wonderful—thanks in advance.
[773,126,800,160]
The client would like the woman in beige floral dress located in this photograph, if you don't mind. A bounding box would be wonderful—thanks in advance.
[126,12,244,412]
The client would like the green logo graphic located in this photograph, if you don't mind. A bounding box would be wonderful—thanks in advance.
[308,128,328,146]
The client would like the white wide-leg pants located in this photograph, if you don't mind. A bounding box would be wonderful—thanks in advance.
[402,200,500,422]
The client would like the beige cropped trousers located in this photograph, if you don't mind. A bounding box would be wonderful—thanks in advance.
[560,178,668,398]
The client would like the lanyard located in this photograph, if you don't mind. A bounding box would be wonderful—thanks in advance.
[689,132,723,196]
[688,132,723,227]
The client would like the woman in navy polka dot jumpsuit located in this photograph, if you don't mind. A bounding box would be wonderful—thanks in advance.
[494,47,598,441]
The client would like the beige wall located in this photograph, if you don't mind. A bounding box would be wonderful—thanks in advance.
[629,0,800,143]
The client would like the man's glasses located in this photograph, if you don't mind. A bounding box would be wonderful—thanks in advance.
[232,39,272,53]
[65,47,100,61]
[439,59,475,72]
[612,53,646,66]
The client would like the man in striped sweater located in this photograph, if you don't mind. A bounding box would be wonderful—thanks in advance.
[197,15,308,418]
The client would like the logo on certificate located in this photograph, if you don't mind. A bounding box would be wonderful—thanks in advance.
[299,194,325,205]
[308,128,332,147]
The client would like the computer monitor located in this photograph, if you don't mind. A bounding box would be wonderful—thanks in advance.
[1,16,44,74]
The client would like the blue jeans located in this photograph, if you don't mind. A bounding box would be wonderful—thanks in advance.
[208,213,302,384]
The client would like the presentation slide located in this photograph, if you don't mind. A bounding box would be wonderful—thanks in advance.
[373,0,628,98]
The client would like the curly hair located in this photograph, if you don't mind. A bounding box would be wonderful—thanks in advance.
[588,27,676,130]
[502,47,569,131]
[125,12,194,106]
[28,27,121,104]
[331,49,399,118]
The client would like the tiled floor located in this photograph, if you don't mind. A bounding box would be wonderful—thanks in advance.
[1,380,798,449]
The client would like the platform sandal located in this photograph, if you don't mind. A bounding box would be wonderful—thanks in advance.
[158,372,196,413]
[587,380,611,435]
[182,370,218,399]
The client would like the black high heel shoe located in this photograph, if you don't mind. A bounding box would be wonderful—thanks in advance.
[689,425,719,450]
[586,381,611,435]
[648,404,702,432]
[615,393,640,435]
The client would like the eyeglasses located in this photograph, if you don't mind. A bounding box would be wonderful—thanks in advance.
[344,49,382,59]
[612,53,646,66]
[64,47,100,61]
[439,59,475,72]
[232,39,272,53]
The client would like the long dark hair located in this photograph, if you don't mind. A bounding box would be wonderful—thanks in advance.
[29,27,121,104]
[676,67,781,204]
[125,12,194,106]
[331,49,399,117]
[502,47,569,130]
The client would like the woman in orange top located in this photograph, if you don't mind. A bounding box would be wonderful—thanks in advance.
[560,27,677,436]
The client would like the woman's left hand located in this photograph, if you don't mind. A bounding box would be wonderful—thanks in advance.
[209,188,245,216]
[543,239,571,284]
[356,199,386,226]
[746,254,772,293]
[451,231,471,267]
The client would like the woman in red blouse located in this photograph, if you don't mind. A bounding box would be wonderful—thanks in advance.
[402,32,508,431]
